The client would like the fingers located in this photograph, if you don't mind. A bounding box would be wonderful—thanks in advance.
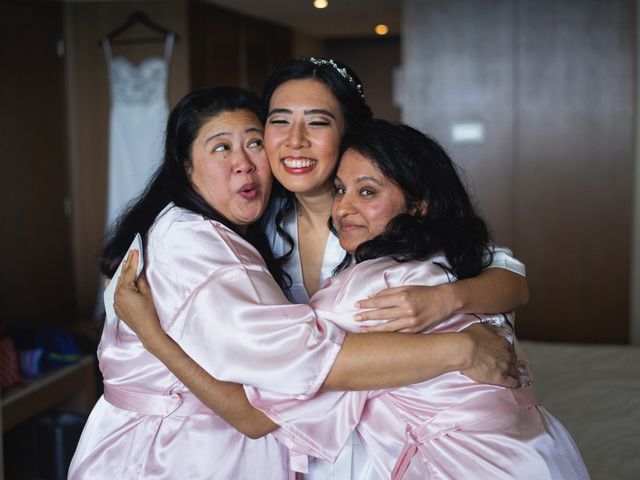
[501,375,520,388]
[355,297,397,312]
[355,296,417,322]
[355,287,409,308]
[125,250,139,275]
[355,306,405,322]
[120,250,139,285]
[365,318,422,333]
[115,255,129,289]
[137,273,152,296]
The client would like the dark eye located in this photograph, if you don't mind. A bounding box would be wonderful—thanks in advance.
[309,120,330,126]
[248,138,263,148]
[334,186,346,195]
[213,144,230,153]
[360,189,375,197]
[268,118,289,125]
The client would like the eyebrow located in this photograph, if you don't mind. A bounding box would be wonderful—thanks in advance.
[267,108,336,119]
[204,127,263,145]
[355,175,383,185]
[334,175,384,185]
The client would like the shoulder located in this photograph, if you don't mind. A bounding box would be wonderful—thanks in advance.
[344,254,454,289]
[313,255,452,312]
[487,245,526,276]
[146,205,267,284]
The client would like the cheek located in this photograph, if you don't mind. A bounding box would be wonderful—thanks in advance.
[330,200,340,226]
[264,126,281,152]
[321,134,341,162]
[369,202,406,234]
[264,138,280,170]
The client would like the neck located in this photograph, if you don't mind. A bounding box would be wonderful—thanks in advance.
[295,188,333,228]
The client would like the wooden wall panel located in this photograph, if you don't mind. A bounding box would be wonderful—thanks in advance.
[326,37,402,122]
[402,0,635,342]
[0,1,73,328]
[189,1,242,89]
[401,0,516,245]
[65,0,190,322]
[189,0,292,96]
[246,19,293,95]
[514,0,634,342]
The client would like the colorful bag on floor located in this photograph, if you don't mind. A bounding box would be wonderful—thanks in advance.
[0,336,22,389]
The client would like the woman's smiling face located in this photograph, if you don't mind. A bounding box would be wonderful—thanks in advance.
[264,78,345,196]
[331,148,408,254]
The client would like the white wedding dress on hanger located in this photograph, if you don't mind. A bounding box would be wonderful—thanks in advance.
[102,33,175,230]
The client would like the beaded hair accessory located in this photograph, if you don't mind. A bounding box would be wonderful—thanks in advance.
[308,57,364,98]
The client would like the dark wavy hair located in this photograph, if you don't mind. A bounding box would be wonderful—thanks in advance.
[99,86,287,291]
[333,119,493,280]
[261,57,374,267]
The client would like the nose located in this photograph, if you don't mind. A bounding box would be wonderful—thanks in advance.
[286,122,308,149]
[233,149,256,174]
[333,191,356,219]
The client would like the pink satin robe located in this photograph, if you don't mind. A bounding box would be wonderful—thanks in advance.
[69,205,345,479]
[246,256,590,479]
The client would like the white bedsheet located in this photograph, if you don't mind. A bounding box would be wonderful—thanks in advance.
[521,341,640,480]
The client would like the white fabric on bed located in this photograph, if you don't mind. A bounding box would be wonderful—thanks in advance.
[521,341,640,480]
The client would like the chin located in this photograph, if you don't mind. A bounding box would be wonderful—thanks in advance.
[339,239,360,254]
[278,176,331,195]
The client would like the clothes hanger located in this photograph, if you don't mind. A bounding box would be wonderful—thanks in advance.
[98,11,179,46]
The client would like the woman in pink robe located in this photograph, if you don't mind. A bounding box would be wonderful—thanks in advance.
[116,119,588,479]
[71,88,517,479]
[246,120,589,479]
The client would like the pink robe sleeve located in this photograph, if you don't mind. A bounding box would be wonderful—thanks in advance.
[146,212,345,398]
[244,256,477,465]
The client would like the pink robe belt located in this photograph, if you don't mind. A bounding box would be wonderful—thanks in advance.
[391,385,539,480]
[103,384,214,417]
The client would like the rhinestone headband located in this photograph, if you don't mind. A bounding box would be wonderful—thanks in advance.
[308,57,364,98]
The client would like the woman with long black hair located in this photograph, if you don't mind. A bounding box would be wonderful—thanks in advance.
[115,119,587,479]
[70,87,517,480]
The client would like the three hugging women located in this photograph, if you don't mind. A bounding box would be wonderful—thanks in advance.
[70,58,588,479]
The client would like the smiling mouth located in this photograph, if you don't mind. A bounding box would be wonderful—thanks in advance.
[339,223,364,233]
[282,158,318,170]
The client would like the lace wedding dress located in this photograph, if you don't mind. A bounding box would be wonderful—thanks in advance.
[102,33,175,230]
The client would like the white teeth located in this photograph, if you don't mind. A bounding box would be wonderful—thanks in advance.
[283,158,317,169]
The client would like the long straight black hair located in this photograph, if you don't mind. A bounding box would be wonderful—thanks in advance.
[100,86,287,290]
[333,119,493,280]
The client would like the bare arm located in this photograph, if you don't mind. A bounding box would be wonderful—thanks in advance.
[144,330,278,439]
[322,321,516,390]
[355,267,529,333]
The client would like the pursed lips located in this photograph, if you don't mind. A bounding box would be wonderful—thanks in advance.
[238,182,259,200]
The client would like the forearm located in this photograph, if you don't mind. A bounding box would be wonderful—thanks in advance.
[142,330,278,438]
[444,268,529,315]
[322,331,471,391]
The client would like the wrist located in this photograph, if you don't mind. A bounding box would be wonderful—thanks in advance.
[440,282,463,315]
[452,331,474,371]
[140,327,167,353]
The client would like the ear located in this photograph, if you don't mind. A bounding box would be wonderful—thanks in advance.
[410,200,428,217]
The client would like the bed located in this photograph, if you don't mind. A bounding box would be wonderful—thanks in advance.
[520,341,640,480]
